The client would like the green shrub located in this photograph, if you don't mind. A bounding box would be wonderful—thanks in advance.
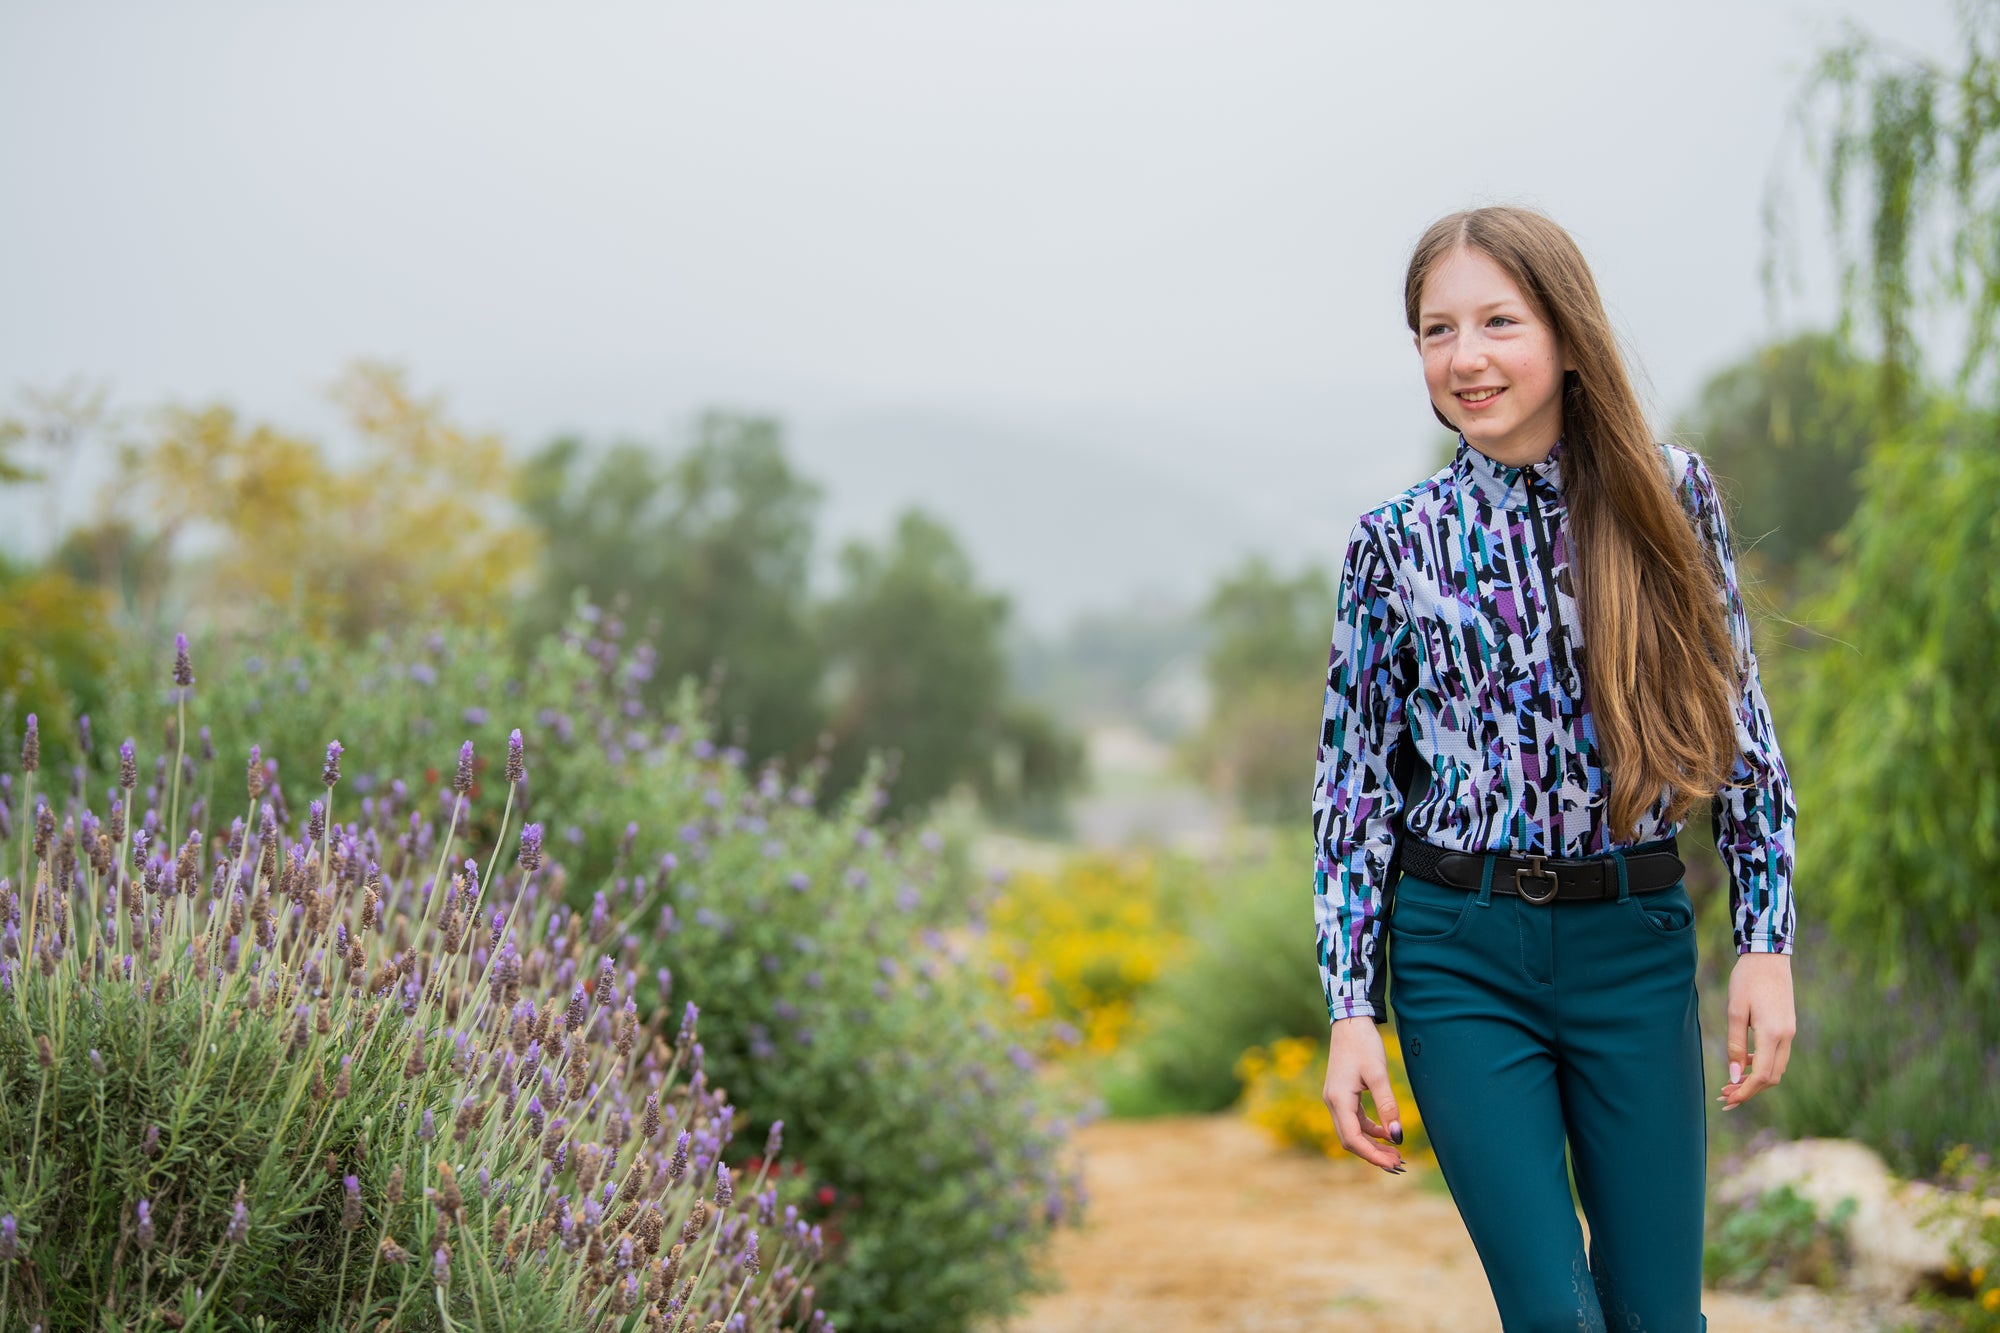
[1736,930,2000,1179]
[92,617,1085,1333]
[1107,836,1329,1116]
[1703,1184,1855,1295]
[0,646,827,1330]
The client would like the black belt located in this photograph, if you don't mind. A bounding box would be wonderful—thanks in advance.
[1398,835,1683,905]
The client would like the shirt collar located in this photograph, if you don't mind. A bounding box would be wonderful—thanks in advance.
[1452,434,1566,510]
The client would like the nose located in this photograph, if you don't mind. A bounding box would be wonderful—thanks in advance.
[1450,332,1490,379]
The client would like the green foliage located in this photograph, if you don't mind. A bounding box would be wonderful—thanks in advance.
[1703,1184,1856,1295]
[0,557,122,771]
[516,416,827,766]
[1783,400,2000,999]
[1,660,821,1331]
[91,620,1085,1333]
[1738,938,2000,1179]
[1183,558,1334,822]
[1915,1145,2000,1328]
[1785,2,2000,408]
[1676,332,1882,588]
[822,509,1079,823]
[518,427,1080,824]
[1106,837,1331,1116]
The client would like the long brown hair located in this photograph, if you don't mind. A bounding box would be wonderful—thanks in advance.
[1403,206,1739,835]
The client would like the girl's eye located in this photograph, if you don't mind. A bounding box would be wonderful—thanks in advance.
[1425,324,1450,338]
[1488,315,1516,328]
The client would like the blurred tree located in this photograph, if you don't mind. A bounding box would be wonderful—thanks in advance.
[1183,557,1336,822]
[122,363,533,641]
[821,509,1078,821]
[1780,0,2000,409]
[1777,1,2000,999]
[1676,332,1882,593]
[515,413,826,764]
[0,388,124,773]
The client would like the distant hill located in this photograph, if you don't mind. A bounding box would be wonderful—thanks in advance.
[788,380,1434,631]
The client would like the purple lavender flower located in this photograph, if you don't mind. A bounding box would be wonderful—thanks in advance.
[21,716,40,775]
[342,1175,363,1230]
[199,725,214,762]
[75,713,92,756]
[225,1199,249,1245]
[135,1199,154,1250]
[307,800,326,847]
[0,1214,16,1262]
[462,707,488,727]
[656,967,673,1001]
[453,741,475,795]
[433,1244,451,1286]
[172,634,194,688]
[788,871,811,893]
[506,729,524,785]
[118,739,136,791]
[678,1001,699,1049]
[419,1109,435,1143]
[322,741,343,789]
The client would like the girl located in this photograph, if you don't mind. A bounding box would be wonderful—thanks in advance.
[1313,207,1797,1332]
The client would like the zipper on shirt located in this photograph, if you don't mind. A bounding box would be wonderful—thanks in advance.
[1523,479,1582,704]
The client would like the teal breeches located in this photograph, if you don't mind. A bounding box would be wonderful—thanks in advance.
[1388,868,1708,1333]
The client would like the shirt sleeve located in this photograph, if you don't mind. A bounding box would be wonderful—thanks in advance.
[1314,516,1416,1023]
[1678,450,1798,955]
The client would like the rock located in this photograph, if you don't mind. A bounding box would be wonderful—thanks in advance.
[1715,1137,1978,1300]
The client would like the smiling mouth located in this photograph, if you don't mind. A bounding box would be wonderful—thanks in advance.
[1457,387,1505,403]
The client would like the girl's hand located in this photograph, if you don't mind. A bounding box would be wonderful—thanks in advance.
[1719,952,1796,1110]
[1324,1017,1407,1172]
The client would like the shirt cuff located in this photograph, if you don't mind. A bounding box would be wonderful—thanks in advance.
[1328,999,1377,1023]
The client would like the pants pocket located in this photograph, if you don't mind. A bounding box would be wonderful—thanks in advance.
[1389,875,1476,942]
[1633,882,1695,936]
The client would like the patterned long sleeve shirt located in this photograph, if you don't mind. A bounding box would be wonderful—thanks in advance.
[1312,436,1797,1023]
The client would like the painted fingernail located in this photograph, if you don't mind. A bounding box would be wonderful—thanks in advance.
[1389,1122,1404,1146]
[1728,1061,1743,1085]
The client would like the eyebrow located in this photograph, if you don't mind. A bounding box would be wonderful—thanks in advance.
[1418,299,1528,324]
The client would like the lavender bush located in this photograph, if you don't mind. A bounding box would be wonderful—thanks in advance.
[0,643,836,1331]
[54,615,1086,1333]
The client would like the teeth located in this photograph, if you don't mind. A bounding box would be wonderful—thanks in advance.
[1460,388,1502,402]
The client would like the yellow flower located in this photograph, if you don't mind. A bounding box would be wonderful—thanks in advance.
[1971,1263,1986,1286]
[1981,1286,1999,1312]
[1236,1033,1436,1167]
[975,852,1199,1059]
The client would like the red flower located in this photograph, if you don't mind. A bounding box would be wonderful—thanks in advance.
[816,1186,836,1206]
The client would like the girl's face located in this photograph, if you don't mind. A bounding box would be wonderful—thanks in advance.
[1415,245,1569,467]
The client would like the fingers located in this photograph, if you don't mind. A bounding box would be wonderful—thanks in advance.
[1325,1074,1404,1172]
[1718,1022,1796,1109]
[1725,998,1750,1093]
[1363,1066,1405,1154]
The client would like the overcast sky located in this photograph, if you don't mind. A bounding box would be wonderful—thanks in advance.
[0,0,1963,628]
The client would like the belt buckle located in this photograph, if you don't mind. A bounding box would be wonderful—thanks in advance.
[1514,855,1560,905]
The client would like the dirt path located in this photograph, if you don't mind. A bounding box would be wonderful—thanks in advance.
[995,1114,1879,1333]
